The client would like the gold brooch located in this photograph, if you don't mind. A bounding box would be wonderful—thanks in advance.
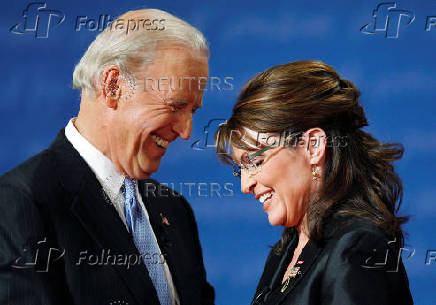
[280,266,301,293]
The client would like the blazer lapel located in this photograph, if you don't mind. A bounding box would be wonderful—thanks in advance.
[49,129,160,305]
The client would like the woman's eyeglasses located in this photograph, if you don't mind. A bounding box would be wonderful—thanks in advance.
[231,131,304,178]
[232,145,282,178]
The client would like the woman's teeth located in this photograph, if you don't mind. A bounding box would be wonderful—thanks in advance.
[151,134,170,149]
[259,191,275,204]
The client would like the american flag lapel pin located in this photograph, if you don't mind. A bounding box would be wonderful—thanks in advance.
[160,213,170,226]
[289,266,300,278]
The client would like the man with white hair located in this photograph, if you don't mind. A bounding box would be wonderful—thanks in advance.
[0,9,214,305]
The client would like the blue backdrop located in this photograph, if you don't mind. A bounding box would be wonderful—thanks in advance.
[2,0,435,304]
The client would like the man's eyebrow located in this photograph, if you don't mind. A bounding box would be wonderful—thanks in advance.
[170,99,188,105]
[170,99,202,109]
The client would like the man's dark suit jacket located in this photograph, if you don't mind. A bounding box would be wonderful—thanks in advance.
[0,129,215,305]
[251,216,414,305]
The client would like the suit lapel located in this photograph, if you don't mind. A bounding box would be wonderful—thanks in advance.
[49,129,160,305]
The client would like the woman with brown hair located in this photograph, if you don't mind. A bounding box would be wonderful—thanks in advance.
[215,60,413,305]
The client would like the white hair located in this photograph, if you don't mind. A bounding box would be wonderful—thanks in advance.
[72,9,209,95]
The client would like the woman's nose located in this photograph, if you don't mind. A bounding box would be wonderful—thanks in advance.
[240,171,256,194]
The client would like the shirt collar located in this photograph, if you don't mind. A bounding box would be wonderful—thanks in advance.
[64,118,125,203]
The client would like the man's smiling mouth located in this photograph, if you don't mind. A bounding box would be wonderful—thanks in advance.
[151,133,170,149]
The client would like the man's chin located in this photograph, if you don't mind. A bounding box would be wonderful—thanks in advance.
[138,161,161,179]
[133,153,161,177]
[130,169,150,179]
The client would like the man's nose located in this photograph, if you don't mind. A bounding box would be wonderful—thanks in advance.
[240,171,256,194]
[172,111,192,140]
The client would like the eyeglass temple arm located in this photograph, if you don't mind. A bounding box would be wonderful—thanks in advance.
[247,132,303,161]
[247,145,273,161]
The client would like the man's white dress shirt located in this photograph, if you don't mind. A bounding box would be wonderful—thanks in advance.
[65,118,179,305]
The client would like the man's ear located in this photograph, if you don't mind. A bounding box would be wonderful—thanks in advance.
[304,128,327,165]
[101,65,121,109]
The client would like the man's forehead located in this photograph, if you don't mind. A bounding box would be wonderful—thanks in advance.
[169,89,203,105]
[150,44,208,67]
[133,45,208,80]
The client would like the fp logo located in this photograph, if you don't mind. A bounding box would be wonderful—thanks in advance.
[361,2,415,38]
[10,237,65,272]
[191,119,227,150]
[10,2,65,38]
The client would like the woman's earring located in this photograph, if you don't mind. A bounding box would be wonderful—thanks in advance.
[312,165,318,181]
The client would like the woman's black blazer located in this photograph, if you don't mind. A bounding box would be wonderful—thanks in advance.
[251,216,414,305]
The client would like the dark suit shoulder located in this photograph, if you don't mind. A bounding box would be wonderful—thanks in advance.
[0,148,55,198]
[0,151,55,266]
[323,214,395,243]
[253,217,412,305]
[322,217,400,264]
[327,226,391,260]
[319,220,413,304]
[0,147,59,233]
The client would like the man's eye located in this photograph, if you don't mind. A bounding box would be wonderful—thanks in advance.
[168,104,182,112]
[168,102,187,112]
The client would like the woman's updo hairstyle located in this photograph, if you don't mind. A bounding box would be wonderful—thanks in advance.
[216,60,407,248]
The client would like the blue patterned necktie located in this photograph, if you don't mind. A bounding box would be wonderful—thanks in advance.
[124,178,172,305]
